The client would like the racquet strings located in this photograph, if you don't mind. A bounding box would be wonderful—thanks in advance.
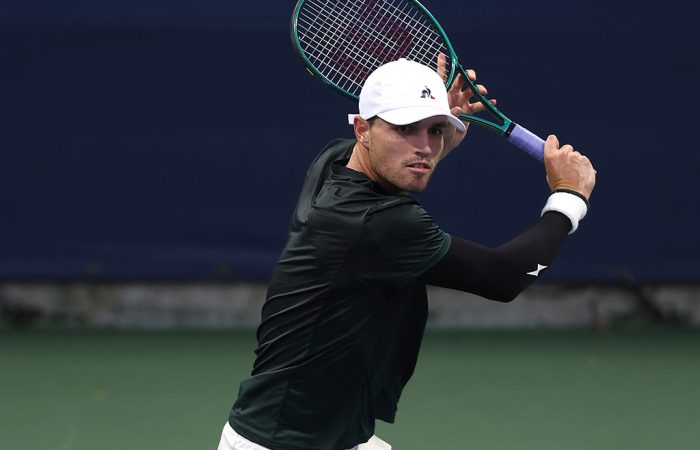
[296,0,452,98]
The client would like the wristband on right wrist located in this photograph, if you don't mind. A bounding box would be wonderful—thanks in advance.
[553,188,589,207]
[541,191,588,234]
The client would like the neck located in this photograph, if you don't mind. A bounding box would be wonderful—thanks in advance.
[346,141,400,195]
[346,142,368,176]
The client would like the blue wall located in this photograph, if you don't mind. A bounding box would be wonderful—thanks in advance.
[1,0,698,281]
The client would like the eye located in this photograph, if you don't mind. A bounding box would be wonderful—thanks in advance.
[395,125,412,134]
[429,127,445,136]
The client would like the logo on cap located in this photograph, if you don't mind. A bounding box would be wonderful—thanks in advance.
[421,86,435,100]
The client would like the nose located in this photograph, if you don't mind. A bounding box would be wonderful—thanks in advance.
[411,130,433,156]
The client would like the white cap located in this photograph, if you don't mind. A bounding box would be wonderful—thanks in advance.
[348,58,466,133]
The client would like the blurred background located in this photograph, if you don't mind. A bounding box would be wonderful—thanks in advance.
[1,0,699,449]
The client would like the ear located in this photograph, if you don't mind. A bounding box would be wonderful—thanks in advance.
[353,116,371,147]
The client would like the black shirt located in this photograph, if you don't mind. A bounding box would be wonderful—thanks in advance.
[229,138,575,450]
[229,139,451,450]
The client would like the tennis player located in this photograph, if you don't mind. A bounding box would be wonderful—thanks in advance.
[217,59,596,450]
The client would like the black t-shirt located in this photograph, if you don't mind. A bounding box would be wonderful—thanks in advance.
[229,139,451,450]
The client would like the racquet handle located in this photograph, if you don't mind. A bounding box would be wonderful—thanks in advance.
[506,124,545,162]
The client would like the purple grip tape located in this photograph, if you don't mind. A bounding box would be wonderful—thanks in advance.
[507,124,544,162]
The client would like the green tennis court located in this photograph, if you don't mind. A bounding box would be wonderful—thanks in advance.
[2,328,698,450]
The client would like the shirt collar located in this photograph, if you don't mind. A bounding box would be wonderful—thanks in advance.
[331,158,395,195]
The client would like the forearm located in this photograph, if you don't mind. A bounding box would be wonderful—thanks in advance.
[421,211,571,302]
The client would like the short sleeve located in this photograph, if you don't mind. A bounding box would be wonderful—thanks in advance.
[360,203,451,285]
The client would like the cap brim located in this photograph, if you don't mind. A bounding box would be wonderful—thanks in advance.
[378,106,467,133]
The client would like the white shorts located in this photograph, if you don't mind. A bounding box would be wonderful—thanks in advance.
[217,422,270,450]
[217,422,391,450]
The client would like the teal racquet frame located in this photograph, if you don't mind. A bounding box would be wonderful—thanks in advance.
[291,0,544,161]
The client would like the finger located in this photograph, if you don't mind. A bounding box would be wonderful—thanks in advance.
[450,71,467,91]
[560,144,574,153]
[461,83,488,97]
[464,68,476,81]
[544,135,560,157]
[437,53,447,82]
[453,73,467,92]
[476,84,488,96]
[467,103,484,114]
[465,98,497,114]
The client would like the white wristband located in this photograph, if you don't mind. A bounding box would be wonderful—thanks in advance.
[541,192,588,234]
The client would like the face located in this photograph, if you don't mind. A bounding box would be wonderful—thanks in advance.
[360,116,449,194]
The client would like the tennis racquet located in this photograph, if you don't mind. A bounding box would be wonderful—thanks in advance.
[291,0,546,162]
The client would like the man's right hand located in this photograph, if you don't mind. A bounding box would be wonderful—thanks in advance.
[543,135,596,200]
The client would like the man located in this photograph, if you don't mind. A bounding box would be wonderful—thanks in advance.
[218,59,596,450]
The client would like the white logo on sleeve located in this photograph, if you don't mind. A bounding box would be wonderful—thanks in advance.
[527,264,548,277]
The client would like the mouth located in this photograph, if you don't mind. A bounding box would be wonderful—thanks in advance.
[406,161,432,174]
